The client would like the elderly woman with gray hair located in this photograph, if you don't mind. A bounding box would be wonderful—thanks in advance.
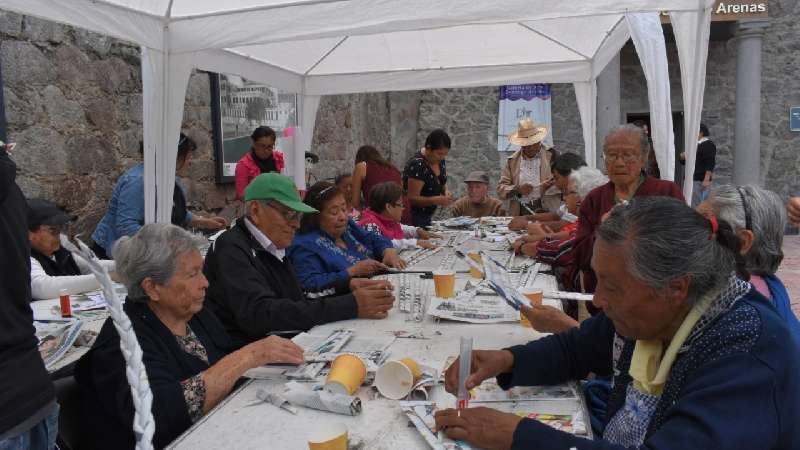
[699,184,800,340]
[75,224,304,449]
[435,197,800,450]
[572,124,684,294]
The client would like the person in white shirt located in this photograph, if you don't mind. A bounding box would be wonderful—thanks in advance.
[28,199,114,300]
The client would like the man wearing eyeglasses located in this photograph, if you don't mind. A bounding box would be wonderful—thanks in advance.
[203,173,395,348]
[28,199,116,300]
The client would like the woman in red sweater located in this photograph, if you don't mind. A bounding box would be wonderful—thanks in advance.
[234,126,285,199]
[572,124,684,294]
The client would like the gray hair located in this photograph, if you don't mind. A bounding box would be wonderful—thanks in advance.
[112,223,207,301]
[598,197,739,302]
[569,167,608,199]
[602,124,651,157]
[707,184,785,275]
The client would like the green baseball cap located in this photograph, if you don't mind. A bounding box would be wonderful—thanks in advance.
[244,173,318,213]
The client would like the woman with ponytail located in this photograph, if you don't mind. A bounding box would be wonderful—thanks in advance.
[699,184,799,343]
[433,197,800,450]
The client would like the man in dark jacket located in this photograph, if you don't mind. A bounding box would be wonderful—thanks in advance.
[0,143,58,449]
[204,173,395,348]
[680,123,716,207]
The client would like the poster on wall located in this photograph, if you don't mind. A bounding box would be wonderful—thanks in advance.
[209,73,298,183]
[496,84,553,153]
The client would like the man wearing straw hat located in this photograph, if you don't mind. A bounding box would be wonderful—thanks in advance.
[497,118,559,216]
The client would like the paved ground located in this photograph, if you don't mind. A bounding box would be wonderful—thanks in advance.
[776,235,800,318]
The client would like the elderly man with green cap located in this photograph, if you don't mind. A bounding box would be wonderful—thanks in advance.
[203,173,395,347]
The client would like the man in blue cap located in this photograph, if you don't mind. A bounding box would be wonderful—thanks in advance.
[204,173,395,347]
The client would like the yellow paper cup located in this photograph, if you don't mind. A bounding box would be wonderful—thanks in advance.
[325,354,367,395]
[433,270,456,298]
[375,358,423,400]
[467,252,484,278]
[308,422,348,450]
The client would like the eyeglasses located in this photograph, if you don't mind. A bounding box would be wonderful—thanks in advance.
[266,201,303,222]
[603,153,640,163]
[390,201,404,208]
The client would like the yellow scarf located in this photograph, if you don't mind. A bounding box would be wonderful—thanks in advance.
[629,291,717,396]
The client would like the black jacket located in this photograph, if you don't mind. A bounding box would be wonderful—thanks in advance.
[74,301,234,449]
[203,218,358,348]
[31,247,81,276]
[693,139,717,181]
[0,150,55,434]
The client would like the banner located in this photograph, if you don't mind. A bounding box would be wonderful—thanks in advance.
[497,84,552,153]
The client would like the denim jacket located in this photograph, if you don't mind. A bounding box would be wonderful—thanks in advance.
[91,163,192,253]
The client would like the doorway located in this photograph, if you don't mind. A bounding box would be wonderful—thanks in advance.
[625,112,685,184]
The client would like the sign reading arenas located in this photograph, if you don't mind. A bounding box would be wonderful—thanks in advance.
[662,1,768,22]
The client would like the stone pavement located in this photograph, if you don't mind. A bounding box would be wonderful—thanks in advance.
[776,235,800,319]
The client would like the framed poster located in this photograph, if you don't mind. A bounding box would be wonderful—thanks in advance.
[496,84,553,153]
[209,73,298,183]
[791,107,800,132]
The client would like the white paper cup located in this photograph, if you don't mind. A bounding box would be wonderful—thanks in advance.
[374,360,418,399]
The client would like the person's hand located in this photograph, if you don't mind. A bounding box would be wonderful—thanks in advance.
[520,304,579,334]
[245,335,305,367]
[434,407,522,450]
[525,222,552,242]
[541,178,555,192]
[349,278,393,292]
[416,228,441,240]
[444,350,514,394]
[517,183,534,197]
[196,215,228,230]
[788,197,800,226]
[520,243,538,257]
[417,240,436,249]
[679,151,686,161]
[382,249,407,269]
[508,217,530,232]
[437,194,455,206]
[511,237,525,254]
[2,142,16,154]
[347,259,388,277]
[353,284,395,319]
[601,209,613,223]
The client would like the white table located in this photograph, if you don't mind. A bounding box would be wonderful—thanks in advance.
[168,234,585,450]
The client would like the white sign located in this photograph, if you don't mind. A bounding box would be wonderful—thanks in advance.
[497,84,553,152]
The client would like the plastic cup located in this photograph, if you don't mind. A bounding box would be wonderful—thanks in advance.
[432,270,456,298]
[308,423,348,450]
[521,288,543,306]
[520,288,543,328]
[324,354,366,395]
[374,358,423,399]
[467,252,484,278]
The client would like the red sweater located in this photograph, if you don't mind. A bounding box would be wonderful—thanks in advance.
[571,176,684,293]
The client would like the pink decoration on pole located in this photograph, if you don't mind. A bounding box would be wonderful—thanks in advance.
[284,127,294,138]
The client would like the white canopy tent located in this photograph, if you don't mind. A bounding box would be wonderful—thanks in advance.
[1,0,713,221]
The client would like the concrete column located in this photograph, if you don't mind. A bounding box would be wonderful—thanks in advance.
[596,53,621,168]
[733,19,770,186]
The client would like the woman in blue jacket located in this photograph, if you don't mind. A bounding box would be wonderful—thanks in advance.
[287,181,406,297]
[91,134,227,258]
[435,197,800,450]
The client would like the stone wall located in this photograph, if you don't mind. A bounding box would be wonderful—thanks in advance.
[761,0,800,200]
[618,1,800,201]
